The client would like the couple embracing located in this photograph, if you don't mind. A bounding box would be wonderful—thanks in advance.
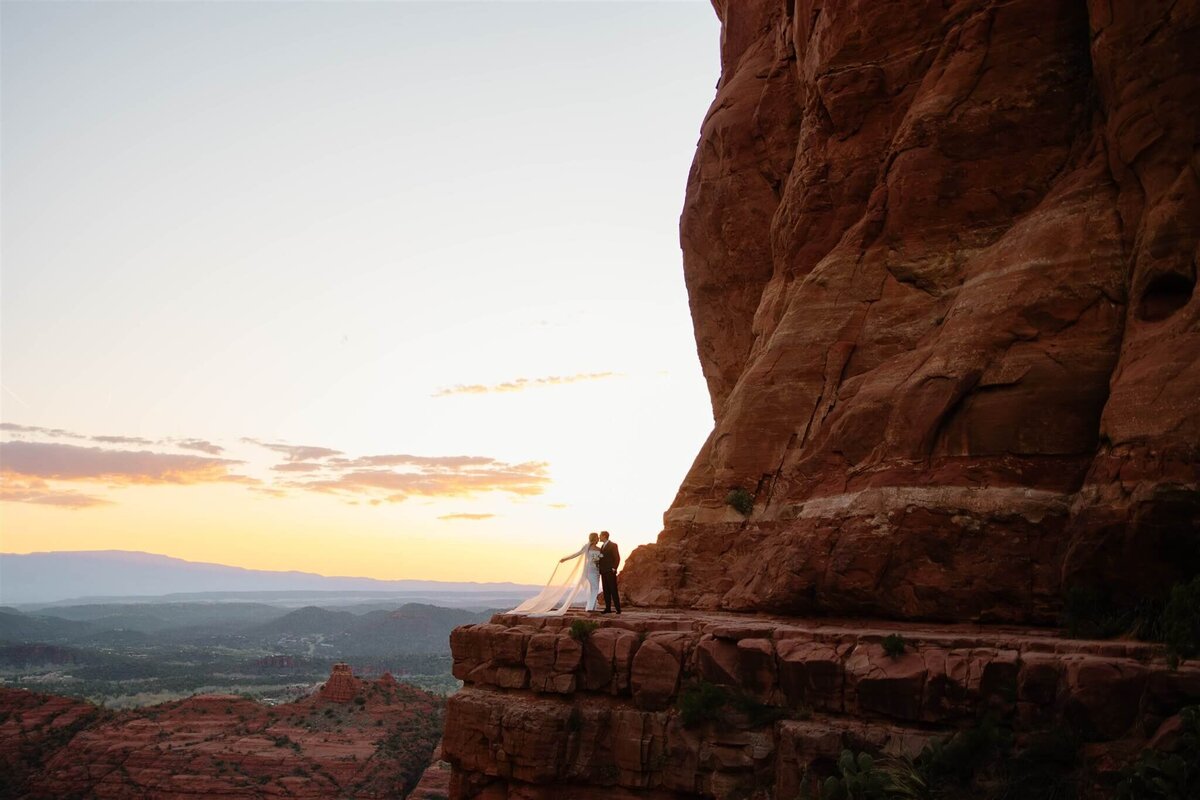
[512,530,622,616]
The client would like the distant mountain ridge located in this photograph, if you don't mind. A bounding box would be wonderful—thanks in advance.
[0,550,539,605]
[0,601,494,656]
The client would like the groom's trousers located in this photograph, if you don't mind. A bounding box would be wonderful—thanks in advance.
[601,569,621,612]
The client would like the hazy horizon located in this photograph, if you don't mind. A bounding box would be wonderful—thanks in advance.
[1,1,721,583]
[1,548,547,605]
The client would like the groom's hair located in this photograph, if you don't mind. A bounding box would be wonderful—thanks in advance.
[599,531,610,540]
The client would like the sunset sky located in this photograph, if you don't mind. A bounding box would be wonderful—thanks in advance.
[0,1,720,585]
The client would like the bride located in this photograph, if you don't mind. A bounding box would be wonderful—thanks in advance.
[510,532,602,616]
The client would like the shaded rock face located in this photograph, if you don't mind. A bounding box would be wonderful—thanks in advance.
[622,0,1200,621]
[410,744,453,800]
[0,667,443,799]
[442,612,1200,798]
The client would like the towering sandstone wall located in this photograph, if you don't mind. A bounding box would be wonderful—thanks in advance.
[621,0,1200,622]
[443,3,1200,796]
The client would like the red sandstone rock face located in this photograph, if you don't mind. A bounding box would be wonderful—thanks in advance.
[0,666,443,799]
[621,0,1200,621]
[410,744,453,800]
[442,611,1200,799]
[321,661,364,702]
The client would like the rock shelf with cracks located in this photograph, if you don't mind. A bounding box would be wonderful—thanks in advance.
[444,610,1200,798]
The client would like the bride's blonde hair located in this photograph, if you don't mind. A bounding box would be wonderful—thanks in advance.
[588,532,599,544]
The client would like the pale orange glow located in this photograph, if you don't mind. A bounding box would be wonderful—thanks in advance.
[2,482,615,585]
[0,2,721,586]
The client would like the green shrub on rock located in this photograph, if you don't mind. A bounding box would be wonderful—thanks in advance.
[1117,706,1200,800]
[1162,578,1200,667]
[677,681,729,727]
[821,750,892,800]
[568,619,598,641]
[725,488,754,516]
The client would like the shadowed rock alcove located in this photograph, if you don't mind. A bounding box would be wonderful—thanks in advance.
[1139,271,1195,322]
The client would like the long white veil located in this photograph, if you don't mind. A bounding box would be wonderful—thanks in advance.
[509,548,588,616]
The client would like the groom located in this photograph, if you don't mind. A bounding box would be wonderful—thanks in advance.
[598,530,621,614]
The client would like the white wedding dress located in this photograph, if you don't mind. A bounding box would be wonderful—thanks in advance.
[510,543,602,616]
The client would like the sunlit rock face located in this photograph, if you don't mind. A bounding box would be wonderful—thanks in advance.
[621,0,1200,622]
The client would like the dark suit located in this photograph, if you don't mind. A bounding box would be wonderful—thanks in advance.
[598,540,621,612]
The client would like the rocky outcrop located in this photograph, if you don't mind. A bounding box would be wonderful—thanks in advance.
[620,0,1200,621]
[0,666,443,799]
[321,662,364,702]
[442,611,1200,798]
[410,744,452,800]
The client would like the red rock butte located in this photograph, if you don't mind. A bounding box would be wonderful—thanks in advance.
[617,0,1200,623]
[442,1,1200,798]
[320,662,363,703]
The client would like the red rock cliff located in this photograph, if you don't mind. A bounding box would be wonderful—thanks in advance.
[621,0,1200,622]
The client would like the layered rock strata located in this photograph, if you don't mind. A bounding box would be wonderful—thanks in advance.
[443,611,1200,799]
[321,661,363,702]
[619,0,1200,621]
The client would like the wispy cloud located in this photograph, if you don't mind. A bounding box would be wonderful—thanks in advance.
[91,434,155,445]
[2,425,227,456]
[433,371,618,397]
[270,462,326,473]
[0,477,111,509]
[242,438,344,462]
[0,422,84,439]
[173,438,225,455]
[0,441,250,486]
[282,459,549,503]
[328,454,496,469]
[438,512,497,521]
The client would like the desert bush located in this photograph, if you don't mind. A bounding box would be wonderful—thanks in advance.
[1162,578,1200,667]
[729,690,786,727]
[725,488,754,516]
[676,680,789,729]
[821,750,892,800]
[1062,578,1199,668]
[677,680,729,727]
[801,717,1081,800]
[999,726,1080,800]
[882,634,908,658]
[568,619,599,641]
[1117,706,1200,800]
[1061,586,1163,641]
